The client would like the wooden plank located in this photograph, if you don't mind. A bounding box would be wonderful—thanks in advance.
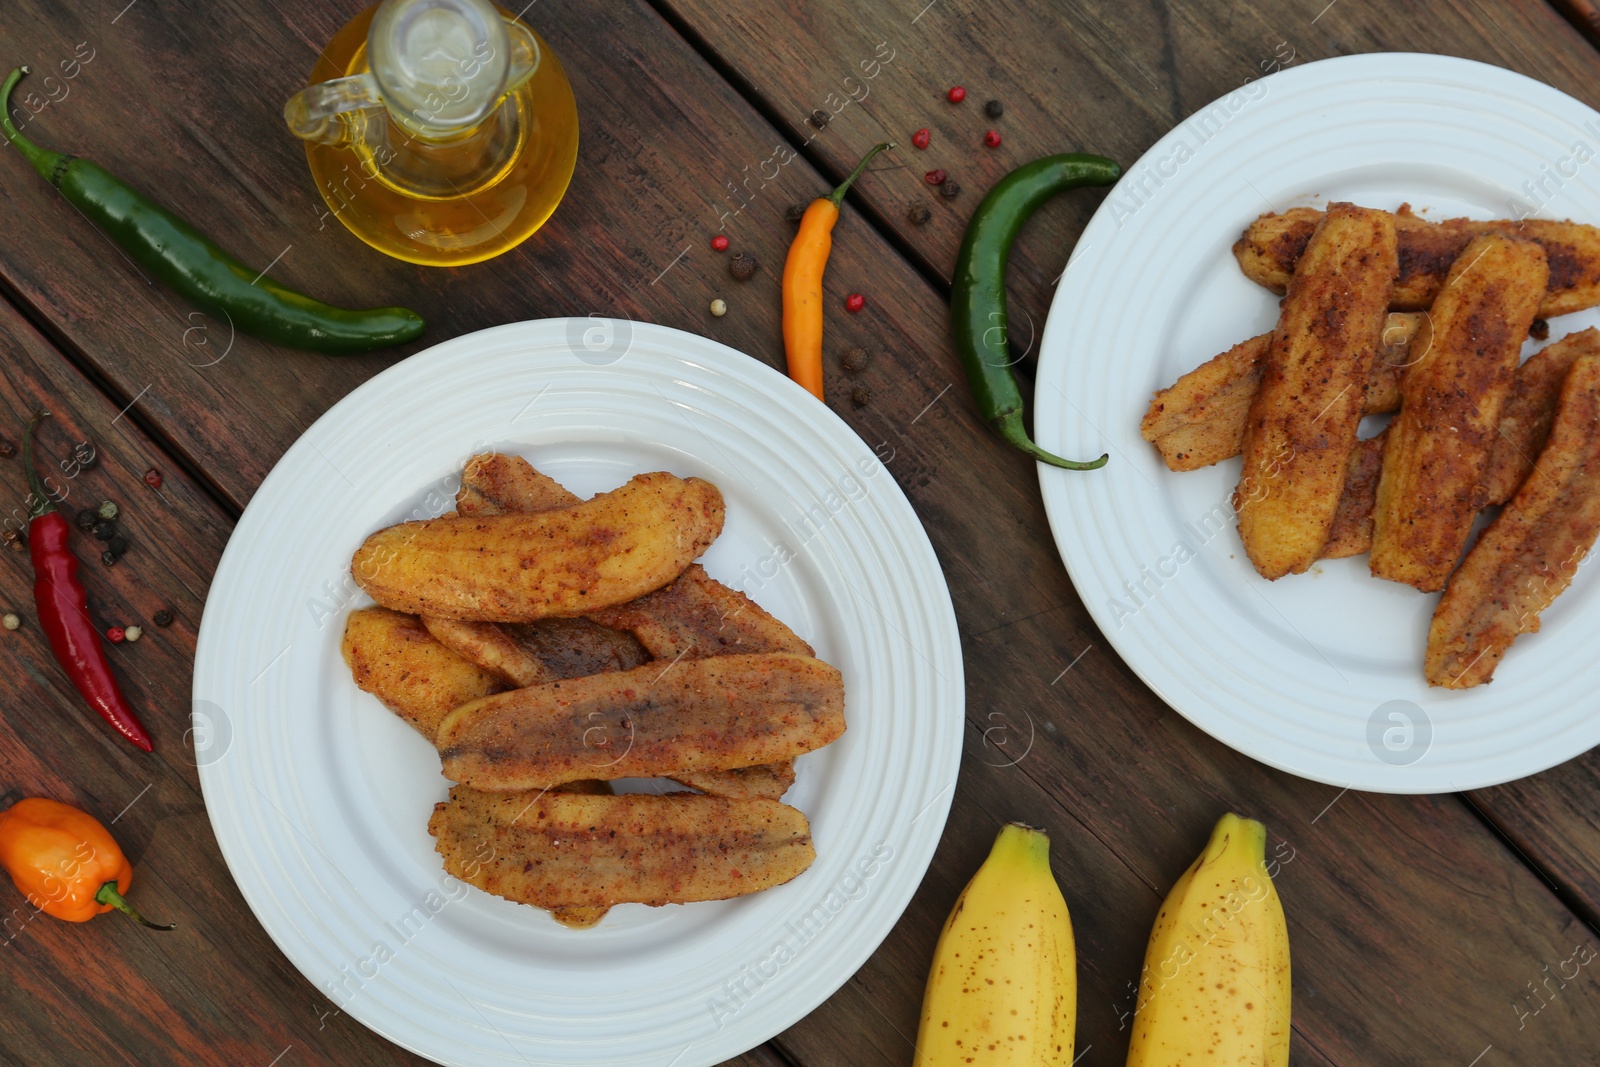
[0,3,1594,1067]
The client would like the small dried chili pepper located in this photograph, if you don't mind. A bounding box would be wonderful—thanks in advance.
[781,142,893,400]
[22,412,154,751]
[0,797,173,928]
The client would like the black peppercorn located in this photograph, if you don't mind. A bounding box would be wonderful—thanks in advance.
[100,550,118,567]
[728,253,758,281]
[940,180,961,200]
[984,99,1004,118]
[906,203,932,225]
[92,520,117,542]
[107,536,130,557]
[71,441,96,471]
[1530,318,1550,341]
[809,108,829,129]
[2,529,24,552]
[153,609,174,627]
[75,508,98,532]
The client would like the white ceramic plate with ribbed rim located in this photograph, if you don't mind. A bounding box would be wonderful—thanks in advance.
[192,320,962,1066]
[1034,53,1600,793]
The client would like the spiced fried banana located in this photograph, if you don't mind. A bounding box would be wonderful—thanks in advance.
[1371,235,1548,591]
[340,607,506,739]
[437,653,845,791]
[351,472,725,621]
[1483,328,1600,505]
[1235,203,1398,579]
[1235,206,1600,317]
[430,788,815,909]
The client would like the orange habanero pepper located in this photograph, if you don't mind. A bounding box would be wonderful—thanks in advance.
[781,141,893,400]
[0,797,173,928]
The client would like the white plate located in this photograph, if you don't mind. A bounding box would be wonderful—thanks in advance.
[1035,53,1600,793]
[193,320,963,1065]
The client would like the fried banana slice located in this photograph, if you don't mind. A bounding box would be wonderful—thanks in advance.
[668,763,798,802]
[1236,203,1398,579]
[1320,431,1388,560]
[1141,313,1419,472]
[1371,236,1549,591]
[1483,328,1600,505]
[1235,206,1600,317]
[431,788,815,909]
[456,451,578,514]
[589,563,815,659]
[1426,355,1600,688]
[437,653,845,791]
[341,607,506,739]
[351,472,725,621]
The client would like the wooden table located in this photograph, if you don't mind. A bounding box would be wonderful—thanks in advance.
[3,1,1600,1063]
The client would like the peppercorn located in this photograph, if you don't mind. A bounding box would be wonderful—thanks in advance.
[0,438,14,459]
[97,500,119,521]
[984,130,1002,148]
[851,385,872,408]
[3,529,24,552]
[123,625,143,643]
[100,550,118,567]
[786,203,808,223]
[710,234,730,252]
[947,86,966,104]
[71,442,96,471]
[709,298,728,318]
[809,108,829,129]
[106,626,125,643]
[841,347,871,375]
[844,293,866,313]
[1530,318,1550,341]
[152,609,174,628]
[985,99,1004,118]
[924,169,947,185]
[911,128,931,150]
[940,180,961,199]
[92,520,117,542]
[2,613,19,631]
[75,508,98,532]
[906,203,932,225]
[142,468,162,488]
[107,536,129,558]
[728,253,758,282]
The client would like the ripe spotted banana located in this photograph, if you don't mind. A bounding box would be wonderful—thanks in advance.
[1126,813,1291,1066]
[915,822,1076,1065]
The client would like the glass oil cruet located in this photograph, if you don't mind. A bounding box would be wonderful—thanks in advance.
[284,0,579,266]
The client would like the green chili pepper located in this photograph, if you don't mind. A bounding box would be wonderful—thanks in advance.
[951,153,1121,469]
[0,66,424,355]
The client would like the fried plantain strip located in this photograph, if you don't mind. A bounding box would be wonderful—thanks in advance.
[1141,313,1419,472]
[351,472,725,621]
[1482,327,1600,505]
[1235,203,1398,579]
[437,653,845,791]
[430,788,815,909]
[1235,206,1600,317]
[341,607,507,739]
[1319,431,1388,560]
[1426,355,1600,688]
[1371,235,1549,591]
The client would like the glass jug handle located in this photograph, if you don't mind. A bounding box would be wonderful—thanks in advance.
[501,19,541,94]
[284,73,385,146]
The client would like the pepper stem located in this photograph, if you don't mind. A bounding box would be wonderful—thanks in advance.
[825,141,895,207]
[21,409,56,517]
[94,881,175,931]
[995,411,1108,471]
[0,67,69,182]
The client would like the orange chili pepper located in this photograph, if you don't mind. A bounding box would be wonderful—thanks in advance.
[782,142,893,400]
[0,797,173,928]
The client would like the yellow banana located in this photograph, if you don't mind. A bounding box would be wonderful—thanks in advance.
[1126,813,1291,1066]
[915,822,1076,1065]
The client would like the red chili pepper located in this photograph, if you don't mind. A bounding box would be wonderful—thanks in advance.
[23,413,153,752]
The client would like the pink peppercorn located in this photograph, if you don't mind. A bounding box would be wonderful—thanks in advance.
[984,130,1002,148]
[911,128,931,150]
[711,234,730,252]
[106,626,126,643]
[844,293,866,313]
[947,86,966,104]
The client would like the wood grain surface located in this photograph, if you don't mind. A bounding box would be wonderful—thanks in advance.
[0,0,1596,1065]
